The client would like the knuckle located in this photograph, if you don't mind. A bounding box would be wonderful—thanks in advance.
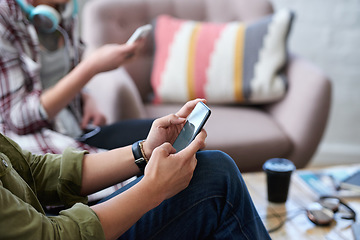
[153,118,162,126]
[155,142,171,154]
[169,113,178,120]
[194,138,203,148]
[162,142,172,149]
[152,146,161,155]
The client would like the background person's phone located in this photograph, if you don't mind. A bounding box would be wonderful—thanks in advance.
[173,102,211,152]
[126,24,152,44]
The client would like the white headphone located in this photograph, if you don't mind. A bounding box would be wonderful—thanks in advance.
[15,0,78,33]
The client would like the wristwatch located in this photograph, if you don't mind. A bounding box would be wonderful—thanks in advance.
[132,140,147,173]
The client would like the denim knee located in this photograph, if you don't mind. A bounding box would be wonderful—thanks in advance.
[196,150,242,179]
[194,150,246,197]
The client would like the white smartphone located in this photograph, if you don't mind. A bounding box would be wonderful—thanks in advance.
[173,102,211,152]
[126,24,153,44]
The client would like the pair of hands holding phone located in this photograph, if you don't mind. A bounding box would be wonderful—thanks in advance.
[141,99,208,201]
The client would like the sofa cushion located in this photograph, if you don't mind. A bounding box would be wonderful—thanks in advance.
[151,9,294,105]
[144,104,293,172]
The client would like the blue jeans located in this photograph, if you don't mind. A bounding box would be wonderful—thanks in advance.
[100,150,271,240]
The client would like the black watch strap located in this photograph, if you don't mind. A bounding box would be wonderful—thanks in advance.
[132,140,147,173]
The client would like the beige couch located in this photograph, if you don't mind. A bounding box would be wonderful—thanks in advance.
[81,0,331,172]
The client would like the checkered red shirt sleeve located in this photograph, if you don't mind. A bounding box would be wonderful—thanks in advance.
[0,1,50,135]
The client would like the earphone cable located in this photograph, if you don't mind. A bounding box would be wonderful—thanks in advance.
[56,25,73,77]
[56,24,82,123]
[56,26,79,72]
[262,208,306,233]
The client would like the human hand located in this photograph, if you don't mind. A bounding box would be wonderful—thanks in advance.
[81,93,107,129]
[143,98,207,159]
[85,40,145,75]
[142,129,207,201]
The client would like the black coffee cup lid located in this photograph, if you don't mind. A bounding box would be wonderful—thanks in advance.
[263,158,296,173]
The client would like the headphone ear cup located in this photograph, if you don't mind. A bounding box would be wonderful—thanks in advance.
[319,197,340,212]
[306,203,334,226]
[29,5,60,33]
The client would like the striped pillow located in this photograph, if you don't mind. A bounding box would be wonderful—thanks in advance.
[151,9,294,104]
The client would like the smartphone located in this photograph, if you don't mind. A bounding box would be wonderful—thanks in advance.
[126,24,152,44]
[173,102,211,152]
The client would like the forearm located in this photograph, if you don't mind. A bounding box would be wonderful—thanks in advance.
[82,146,162,240]
[91,179,162,240]
[40,43,141,119]
[40,59,97,119]
[80,146,141,196]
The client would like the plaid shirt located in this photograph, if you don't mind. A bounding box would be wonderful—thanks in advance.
[0,0,101,154]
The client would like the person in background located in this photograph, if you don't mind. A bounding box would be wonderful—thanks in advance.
[0,99,271,240]
[0,0,153,155]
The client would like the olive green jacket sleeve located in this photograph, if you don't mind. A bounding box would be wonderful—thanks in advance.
[0,134,106,240]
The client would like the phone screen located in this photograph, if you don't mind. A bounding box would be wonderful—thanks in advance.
[173,102,211,152]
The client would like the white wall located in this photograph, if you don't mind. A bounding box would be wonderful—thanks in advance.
[271,0,360,166]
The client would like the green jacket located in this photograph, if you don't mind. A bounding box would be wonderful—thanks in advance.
[0,134,106,239]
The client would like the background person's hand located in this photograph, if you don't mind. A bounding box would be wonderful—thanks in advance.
[143,98,207,159]
[81,92,107,129]
[85,40,145,75]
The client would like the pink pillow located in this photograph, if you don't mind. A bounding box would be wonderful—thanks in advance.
[151,10,294,104]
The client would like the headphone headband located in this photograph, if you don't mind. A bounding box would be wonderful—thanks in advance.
[15,0,78,33]
[319,195,357,219]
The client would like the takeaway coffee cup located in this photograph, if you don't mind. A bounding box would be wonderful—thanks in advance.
[263,158,296,203]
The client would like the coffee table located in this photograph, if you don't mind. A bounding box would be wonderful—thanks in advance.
[242,165,360,239]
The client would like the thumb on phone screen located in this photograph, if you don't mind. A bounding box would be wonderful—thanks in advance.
[175,129,207,158]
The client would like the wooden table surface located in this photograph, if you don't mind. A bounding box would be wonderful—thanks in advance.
[242,168,360,240]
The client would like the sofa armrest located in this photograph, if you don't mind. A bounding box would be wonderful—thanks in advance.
[265,55,332,168]
[86,67,147,124]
